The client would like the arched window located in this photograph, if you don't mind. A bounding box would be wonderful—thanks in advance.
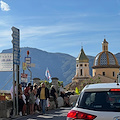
[80,64,83,67]
[80,69,83,76]
[103,72,105,76]
[106,46,107,50]
[113,72,115,77]
[104,46,105,51]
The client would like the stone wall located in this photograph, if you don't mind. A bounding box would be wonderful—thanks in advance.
[0,100,12,118]
[49,95,79,109]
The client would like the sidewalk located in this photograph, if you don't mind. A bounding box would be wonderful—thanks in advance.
[1,107,71,120]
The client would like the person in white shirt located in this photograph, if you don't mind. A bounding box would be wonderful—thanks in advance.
[10,81,17,99]
[10,81,17,117]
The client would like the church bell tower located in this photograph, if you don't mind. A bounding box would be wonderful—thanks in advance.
[72,47,90,82]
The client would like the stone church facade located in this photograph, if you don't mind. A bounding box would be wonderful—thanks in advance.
[72,39,120,83]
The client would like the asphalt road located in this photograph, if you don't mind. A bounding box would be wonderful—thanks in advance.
[13,107,71,120]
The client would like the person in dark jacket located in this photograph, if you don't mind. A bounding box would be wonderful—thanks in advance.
[36,83,49,114]
[50,85,58,108]
[24,83,31,114]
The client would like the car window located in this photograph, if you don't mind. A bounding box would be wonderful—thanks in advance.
[76,92,83,107]
[77,91,120,112]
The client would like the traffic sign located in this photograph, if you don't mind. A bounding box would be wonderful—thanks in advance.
[21,73,28,78]
[11,26,20,65]
[22,62,27,70]
[26,63,35,68]
[0,53,13,71]
[11,27,19,33]
[27,50,29,55]
[25,57,31,67]
[25,57,31,64]
[21,73,28,83]
[30,63,35,67]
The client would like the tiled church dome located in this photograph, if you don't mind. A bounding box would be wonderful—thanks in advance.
[93,39,119,68]
[94,51,118,66]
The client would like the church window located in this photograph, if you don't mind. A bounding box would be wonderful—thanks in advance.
[80,64,83,67]
[80,69,83,76]
[85,64,87,67]
[104,46,105,51]
[113,72,115,77]
[103,72,105,76]
[77,64,78,67]
[95,72,96,76]
[106,46,107,50]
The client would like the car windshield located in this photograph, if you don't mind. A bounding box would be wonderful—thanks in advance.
[77,91,120,112]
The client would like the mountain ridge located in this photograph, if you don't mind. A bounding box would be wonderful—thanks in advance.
[0,47,120,90]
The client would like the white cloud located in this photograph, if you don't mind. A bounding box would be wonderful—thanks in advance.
[0,0,10,11]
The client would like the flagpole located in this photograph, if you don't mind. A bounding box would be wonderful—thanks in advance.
[45,67,51,82]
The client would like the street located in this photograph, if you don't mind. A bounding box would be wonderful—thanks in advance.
[14,107,71,120]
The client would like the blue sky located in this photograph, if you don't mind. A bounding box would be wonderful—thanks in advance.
[0,0,120,57]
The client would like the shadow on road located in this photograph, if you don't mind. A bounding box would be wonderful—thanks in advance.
[15,107,71,120]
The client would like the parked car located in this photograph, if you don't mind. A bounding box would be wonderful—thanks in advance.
[67,83,120,120]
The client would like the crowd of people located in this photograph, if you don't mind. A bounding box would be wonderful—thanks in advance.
[10,81,70,116]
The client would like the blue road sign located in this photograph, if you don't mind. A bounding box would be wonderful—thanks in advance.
[12,27,20,65]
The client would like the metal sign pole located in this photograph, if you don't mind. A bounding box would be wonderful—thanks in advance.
[13,51,15,117]
[26,52,32,84]
[27,67,32,84]
[11,26,20,116]
[16,65,18,115]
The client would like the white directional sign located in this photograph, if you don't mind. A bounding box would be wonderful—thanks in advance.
[25,57,31,67]
[25,57,31,64]
[30,63,35,67]
[11,27,20,65]
[0,53,13,71]
[21,73,28,83]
